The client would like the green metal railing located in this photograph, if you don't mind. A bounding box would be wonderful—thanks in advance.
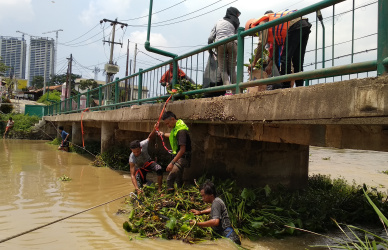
[47,0,387,116]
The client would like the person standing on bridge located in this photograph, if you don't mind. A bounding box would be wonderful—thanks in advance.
[58,126,70,152]
[246,10,311,89]
[3,117,14,139]
[129,127,163,195]
[159,111,191,192]
[208,7,241,95]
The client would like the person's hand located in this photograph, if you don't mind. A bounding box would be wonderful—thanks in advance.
[190,209,201,215]
[136,188,143,194]
[189,219,196,226]
[154,122,159,130]
[166,163,173,172]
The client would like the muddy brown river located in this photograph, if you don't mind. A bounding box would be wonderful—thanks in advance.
[1,140,387,249]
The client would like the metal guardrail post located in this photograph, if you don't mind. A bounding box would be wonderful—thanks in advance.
[86,91,90,108]
[114,77,119,106]
[236,27,245,94]
[377,0,388,75]
[138,68,143,105]
[77,94,80,111]
[99,86,102,108]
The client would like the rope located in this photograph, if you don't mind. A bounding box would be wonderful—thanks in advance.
[0,193,130,243]
[81,108,89,148]
[155,90,176,154]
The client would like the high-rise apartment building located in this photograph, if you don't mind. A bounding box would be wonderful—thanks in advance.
[28,37,55,84]
[0,36,27,79]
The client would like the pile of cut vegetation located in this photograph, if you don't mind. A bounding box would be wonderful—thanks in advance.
[122,175,388,243]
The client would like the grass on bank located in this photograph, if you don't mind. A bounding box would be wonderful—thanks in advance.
[0,113,40,137]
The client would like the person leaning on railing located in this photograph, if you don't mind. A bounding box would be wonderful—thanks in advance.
[246,10,312,89]
[208,7,241,95]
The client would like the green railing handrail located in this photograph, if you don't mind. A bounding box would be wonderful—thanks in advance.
[47,0,387,116]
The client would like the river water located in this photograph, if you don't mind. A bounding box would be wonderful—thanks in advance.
[1,140,387,249]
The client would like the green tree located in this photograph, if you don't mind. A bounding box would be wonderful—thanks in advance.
[78,79,98,91]
[0,57,10,76]
[31,76,44,89]
[49,73,81,86]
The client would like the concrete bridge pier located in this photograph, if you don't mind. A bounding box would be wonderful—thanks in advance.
[101,122,118,153]
[72,122,82,146]
[185,129,309,189]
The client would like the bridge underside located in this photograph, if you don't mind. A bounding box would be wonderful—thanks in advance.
[44,76,388,189]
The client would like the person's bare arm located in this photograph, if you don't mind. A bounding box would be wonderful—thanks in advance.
[166,145,186,172]
[129,162,142,193]
[190,207,211,215]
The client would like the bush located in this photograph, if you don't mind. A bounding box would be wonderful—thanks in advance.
[0,97,13,114]
[37,90,61,105]
[0,113,40,136]
[92,145,131,171]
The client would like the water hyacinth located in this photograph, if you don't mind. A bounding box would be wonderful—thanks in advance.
[121,175,388,243]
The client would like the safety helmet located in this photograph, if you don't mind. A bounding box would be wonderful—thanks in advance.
[245,18,258,30]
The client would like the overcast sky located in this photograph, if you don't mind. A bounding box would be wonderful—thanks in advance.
[0,0,378,83]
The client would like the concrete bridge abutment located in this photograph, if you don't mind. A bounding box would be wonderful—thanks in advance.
[101,122,118,153]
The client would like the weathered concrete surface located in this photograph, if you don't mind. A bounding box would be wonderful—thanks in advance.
[101,122,117,153]
[43,76,388,188]
[45,76,388,152]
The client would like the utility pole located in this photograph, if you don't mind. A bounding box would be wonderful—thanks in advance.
[42,29,63,75]
[130,43,137,101]
[100,18,128,103]
[125,39,130,102]
[66,54,72,99]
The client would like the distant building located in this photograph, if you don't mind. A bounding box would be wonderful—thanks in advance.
[28,37,55,86]
[0,36,27,79]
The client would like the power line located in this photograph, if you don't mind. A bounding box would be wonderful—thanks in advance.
[120,0,187,21]
[126,0,239,28]
[61,23,100,44]
[148,0,223,26]
[138,50,164,62]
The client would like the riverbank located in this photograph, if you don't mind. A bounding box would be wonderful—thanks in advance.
[0,113,49,140]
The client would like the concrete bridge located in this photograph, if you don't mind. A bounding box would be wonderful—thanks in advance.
[44,76,388,189]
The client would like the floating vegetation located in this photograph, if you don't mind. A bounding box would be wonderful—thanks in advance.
[322,157,331,160]
[122,175,388,243]
[123,184,211,243]
[59,175,72,181]
[289,190,388,249]
[382,170,388,175]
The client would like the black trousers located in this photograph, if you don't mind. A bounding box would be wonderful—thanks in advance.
[278,22,311,88]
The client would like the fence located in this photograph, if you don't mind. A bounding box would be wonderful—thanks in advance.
[25,105,48,117]
[47,0,388,115]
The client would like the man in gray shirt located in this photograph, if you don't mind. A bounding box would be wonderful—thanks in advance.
[190,181,241,245]
[129,127,163,194]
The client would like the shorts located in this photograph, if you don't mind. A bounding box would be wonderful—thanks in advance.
[135,162,163,188]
